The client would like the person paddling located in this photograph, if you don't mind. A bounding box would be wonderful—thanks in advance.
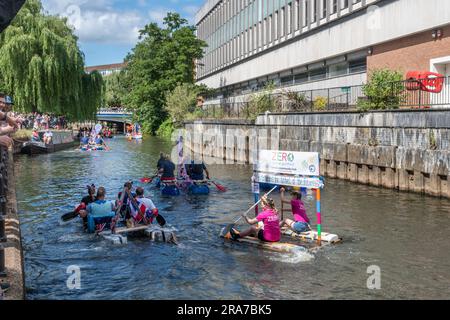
[157,152,165,170]
[127,187,159,226]
[79,187,117,233]
[80,184,97,230]
[188,159,210,181]
[158,154,177,183]
[117,182,135,221]
[229,196,281,243]
[279,187,311,234]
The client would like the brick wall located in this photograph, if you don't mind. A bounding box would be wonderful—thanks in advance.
[367,24,450,75]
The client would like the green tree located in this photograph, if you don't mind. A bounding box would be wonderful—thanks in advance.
[358,69,404,111]
[0,0,103,120]
[124,13,206,134]
[104,71,127,108]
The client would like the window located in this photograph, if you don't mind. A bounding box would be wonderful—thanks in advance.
[328,62,348,77]
[303,0,308,27]
[349,58,367,73]
[322,0,327,18]
[294,72,309,84]
[332,0,337,13]
[309,67,327,80]
[281,75,294,85]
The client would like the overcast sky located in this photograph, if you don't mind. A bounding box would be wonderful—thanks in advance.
[41,0,204,66]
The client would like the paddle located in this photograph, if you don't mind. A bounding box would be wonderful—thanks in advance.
[102,140,111,151]
[140,171,160,184]
[220,186,278,238]
[209,180,227,192]
[61,203,86,222]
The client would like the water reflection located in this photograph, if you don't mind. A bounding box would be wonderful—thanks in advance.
[14,136,450,300]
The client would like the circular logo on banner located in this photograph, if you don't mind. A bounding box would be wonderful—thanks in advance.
[309,165,316,173]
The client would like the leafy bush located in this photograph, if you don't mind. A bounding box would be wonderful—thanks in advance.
[283,91,309,111]
[156,119,175,139]
[165,83,205,126]
[358,69,405,111]
[313,96,328,111]
[246,82,277,120]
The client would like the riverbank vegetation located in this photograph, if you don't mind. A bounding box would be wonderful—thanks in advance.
[117,13,207,135]
[358,69,404,111]
[0,0,103,121]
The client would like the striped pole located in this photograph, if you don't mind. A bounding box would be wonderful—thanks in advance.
[254,193,259,216]
[316,188,322,246]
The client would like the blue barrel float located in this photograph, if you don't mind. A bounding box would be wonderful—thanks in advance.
[188,183,210,195]
[161,184,181,196]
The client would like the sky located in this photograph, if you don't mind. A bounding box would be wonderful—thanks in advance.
[41,0,205,67]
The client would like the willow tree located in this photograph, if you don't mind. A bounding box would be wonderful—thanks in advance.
[0,0,103,121]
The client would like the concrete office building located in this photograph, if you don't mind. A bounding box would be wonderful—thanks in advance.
[195,0,450,106]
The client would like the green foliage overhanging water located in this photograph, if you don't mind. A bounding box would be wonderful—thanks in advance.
[0,0,103,121]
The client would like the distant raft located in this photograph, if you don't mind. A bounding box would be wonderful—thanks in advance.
[80,145,105,152]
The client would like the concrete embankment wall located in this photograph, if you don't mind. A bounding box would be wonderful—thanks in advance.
[1,149,25,300]
[184,109,450,198]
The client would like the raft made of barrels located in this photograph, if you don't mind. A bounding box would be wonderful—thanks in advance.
[80,145,105,152]
[99,225,177,245]
[161,184,181,196]
[188,183,210,195]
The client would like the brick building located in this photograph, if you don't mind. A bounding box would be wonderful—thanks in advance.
[194,0,450,108]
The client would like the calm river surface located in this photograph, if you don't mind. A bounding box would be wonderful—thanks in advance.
[15,136,450,300]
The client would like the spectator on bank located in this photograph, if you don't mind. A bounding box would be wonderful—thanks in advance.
[0,94,20,148]
[31,129,40,142]
[43,129,53,144]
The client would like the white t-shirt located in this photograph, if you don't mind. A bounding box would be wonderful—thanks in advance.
[44,131,53,138]
[130,197,156,219]
[136,197,156,211]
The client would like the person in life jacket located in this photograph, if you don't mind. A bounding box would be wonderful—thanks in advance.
[158,154,176,182]
[80,132,89,145]
[79,187,117,233]
[127,187,158,226]
[94,134,104,146]
[188,159,210,181]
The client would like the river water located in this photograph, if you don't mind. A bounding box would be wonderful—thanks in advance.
[15,136,450,300]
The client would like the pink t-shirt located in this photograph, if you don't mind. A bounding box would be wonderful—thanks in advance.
[291,199,310,224]
[256,209,281,242]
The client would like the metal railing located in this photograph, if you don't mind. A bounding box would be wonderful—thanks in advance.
[200,76,450,119]
[0,146,9,280]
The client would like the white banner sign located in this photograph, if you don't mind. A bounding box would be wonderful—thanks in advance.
[254,173,324,189]
[255,150,320,176]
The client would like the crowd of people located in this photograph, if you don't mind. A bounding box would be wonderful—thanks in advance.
[11,112,68,130]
